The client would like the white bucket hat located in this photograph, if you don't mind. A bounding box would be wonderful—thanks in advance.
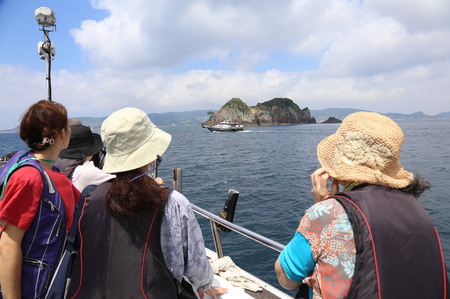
[101,107,172,173]
[317,112,413,188]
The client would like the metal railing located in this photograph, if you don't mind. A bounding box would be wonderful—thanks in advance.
[173,169,285,258]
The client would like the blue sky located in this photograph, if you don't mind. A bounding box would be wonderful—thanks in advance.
[1,0,449,129]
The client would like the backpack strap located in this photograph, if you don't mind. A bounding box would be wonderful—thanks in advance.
[0,150,59,203]
[0,150,36,201]
[64,165,79,180]
[65,184,97,254]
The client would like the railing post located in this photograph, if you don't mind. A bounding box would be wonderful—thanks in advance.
[211,221,224,258]
[172,168,225,258]
[218,189,239,232]
[173,168,182,193]
[171,168,285,259]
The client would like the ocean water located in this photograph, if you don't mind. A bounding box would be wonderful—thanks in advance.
[1,118,449,296]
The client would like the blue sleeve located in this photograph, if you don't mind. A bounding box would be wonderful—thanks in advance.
[279,231,315,282]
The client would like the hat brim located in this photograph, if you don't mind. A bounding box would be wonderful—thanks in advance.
[102,127,171,173]
[59,133,104,160]
[317,133,413,189]
[317,135,338,177]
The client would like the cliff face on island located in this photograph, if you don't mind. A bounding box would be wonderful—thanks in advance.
[203,97,316,126]
[204,98,255,125]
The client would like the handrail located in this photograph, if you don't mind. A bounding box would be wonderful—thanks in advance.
[173,168,285,258]
[191,203,285,253]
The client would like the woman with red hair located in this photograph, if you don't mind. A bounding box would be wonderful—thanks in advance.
[0,100,80,299]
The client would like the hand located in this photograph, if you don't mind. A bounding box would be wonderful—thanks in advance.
[153,177,165,186]
[310,168,339,203]
[197,286,228,299]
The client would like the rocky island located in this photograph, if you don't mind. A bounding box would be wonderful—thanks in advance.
[321,116,342,123]
[202,97,316,127]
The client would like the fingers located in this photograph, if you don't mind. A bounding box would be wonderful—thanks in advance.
[200,286,228,299]
[310,168,333,203]
[153,177,165,186]
[214,287,228,295]
[310,168,329,182]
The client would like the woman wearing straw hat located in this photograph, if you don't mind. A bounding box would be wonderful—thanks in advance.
[55,124,115,191]
[67,107,226,298]
[275,112,449,299]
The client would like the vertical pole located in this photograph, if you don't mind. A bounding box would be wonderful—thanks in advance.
[43,30,52,101]
[211,221,224,258]
[173,168,183,193]
[172,167,225,258]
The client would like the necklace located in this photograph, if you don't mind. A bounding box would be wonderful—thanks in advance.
[38,158,56,163]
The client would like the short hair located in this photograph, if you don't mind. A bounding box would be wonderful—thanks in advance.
[20,100,68,150]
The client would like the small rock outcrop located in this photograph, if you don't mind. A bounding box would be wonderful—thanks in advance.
[322,117,342,123]
[202,97,316,127]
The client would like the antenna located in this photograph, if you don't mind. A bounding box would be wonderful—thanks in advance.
[35,7,56,101]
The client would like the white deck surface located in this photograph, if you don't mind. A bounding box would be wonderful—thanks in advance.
[201,248,293,299]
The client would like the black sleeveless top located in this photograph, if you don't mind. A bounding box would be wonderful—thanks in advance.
[67,181,177,298]
[334,185,449,299]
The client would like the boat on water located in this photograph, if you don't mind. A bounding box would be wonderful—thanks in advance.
[205,120,244,132]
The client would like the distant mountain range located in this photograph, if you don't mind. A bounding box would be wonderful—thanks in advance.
[2,108,450,132]
[75,108,450,129]
[310,108,450,123]
[77,110,213,130]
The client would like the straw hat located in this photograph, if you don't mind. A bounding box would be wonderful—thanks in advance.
[59,124,103,160]
[317,112,413,188]
[101,107,172,173]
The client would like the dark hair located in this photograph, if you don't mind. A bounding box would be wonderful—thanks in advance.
[105,170,168,215]
[401,173,430,198]
[91,146,106,169]
[20,100,68,150]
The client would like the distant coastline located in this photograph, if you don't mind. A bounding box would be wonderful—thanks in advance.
[1,108,449,132]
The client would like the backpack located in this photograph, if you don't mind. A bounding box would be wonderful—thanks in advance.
[45,184,96,299]
[0,150,67,299]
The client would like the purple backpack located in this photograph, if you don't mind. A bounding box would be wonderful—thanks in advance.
[0,150,67,299]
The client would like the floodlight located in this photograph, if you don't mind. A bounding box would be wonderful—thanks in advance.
[35,7,56,27]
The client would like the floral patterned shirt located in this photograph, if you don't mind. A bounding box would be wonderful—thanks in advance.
[297,198,356,299]
[160,190,214,290]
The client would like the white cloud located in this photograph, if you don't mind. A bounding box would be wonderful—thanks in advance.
[367,0,450,31]
[1,0,450,130]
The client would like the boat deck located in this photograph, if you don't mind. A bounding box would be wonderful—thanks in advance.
[202,249,293,299]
